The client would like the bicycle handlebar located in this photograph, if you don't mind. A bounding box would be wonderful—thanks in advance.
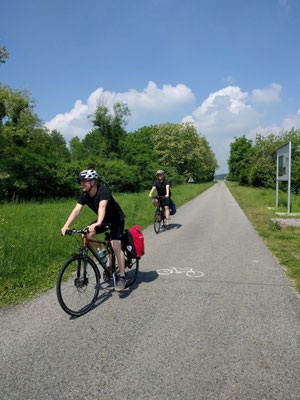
[65,228,89,236]
[65,223,111,236]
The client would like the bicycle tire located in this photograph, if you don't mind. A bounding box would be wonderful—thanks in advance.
[125,257,139,287]
[161,208,166,229]
[154,208,161,234]
[56,255,100,317]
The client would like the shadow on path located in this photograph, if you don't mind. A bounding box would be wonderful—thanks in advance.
[157,223,182,234]
[119,270,159,299]
[70,270,159,319]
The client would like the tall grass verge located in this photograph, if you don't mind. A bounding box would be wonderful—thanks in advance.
[226,182,300,294]
[0,182,215,306]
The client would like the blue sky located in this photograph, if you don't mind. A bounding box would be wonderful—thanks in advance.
[1,0,300,173]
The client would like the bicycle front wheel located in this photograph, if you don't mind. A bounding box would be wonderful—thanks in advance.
[154,208,161,234]
[56,255,100,317]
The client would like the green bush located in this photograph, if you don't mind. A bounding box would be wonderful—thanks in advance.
[249,155,276,188]
[227,129,300,193]
[98,159,141,192]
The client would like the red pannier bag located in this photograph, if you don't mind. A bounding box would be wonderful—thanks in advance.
[123,224,145,259]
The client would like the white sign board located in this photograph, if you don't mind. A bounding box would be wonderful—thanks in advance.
[277,144,289,181]
[276,142,291,213]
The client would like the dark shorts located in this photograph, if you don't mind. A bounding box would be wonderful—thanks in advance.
[90,219,125,241]
[155,196,171,207]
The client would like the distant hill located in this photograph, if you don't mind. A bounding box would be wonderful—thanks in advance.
[214,174,227,181]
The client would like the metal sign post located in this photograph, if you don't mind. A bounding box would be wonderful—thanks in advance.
[276,142,292,214]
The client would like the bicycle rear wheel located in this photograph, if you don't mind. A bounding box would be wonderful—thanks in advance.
[125,257,139,288]
[56,255,100,317]
[154,208,161,233]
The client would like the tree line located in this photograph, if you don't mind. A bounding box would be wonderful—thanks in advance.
[227,129,300,194]
[0,83,218,201]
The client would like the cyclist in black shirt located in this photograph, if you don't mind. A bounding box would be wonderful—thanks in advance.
[148,169,171,226]
[61,169,127,291]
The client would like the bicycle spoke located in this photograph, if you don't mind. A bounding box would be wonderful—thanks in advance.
[57,256,100,317]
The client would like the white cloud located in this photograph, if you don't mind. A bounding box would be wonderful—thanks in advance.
[181,85,265,173]
[281,108,300,130]
[195,86,249,116]
[249,108,300,139]
[45,81,195,140]
[182,114,196,124]
[121,81,195,111]
[45,80,298,174]
[251,83,282,104]
[181,83,298,173]
[45,100,89,139]
[248,124,282,139]
[183,86,262,137]
[224,75,236,84]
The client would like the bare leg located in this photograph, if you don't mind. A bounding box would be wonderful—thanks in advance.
[165,206,170,225]
[86,232,103,250]
[111,240,125,277]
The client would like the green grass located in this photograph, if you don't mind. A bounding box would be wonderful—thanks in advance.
[0,182,215,306]
[226,182,300,294]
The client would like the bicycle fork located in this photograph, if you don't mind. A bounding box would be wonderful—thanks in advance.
[76,246,90,288]
[74,258,88,289]
[113,274,117,288]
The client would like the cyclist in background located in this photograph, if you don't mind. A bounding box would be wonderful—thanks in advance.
[61,169,127,291]
[148,170,171,226]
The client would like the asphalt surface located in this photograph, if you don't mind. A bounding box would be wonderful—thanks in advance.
[0,181,299,400]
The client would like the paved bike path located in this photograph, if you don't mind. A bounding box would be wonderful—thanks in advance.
[0,182,299,399]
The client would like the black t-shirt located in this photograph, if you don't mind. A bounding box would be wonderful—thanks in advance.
[153,179,171,197]
[77,185,125,222]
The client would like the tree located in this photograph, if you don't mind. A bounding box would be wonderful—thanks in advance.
[49,129,70,161]
[199,136,219,182]
[122,126,160,187]
[153,122,218,182]
[285,128,300,194]
[70,136,85,161]
[0,46,9,64]
[227,129,300,194]
[227,136,253,184]
[89,102,131,158]
[249,133,279,188]
[99,159,141,192]
[0,84,72,199]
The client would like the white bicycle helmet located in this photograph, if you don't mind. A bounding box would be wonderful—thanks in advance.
[156,169,164,175]
[77,169,98,182]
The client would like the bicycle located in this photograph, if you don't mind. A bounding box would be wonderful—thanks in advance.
[153,195,167,234]
[56,226,139,317]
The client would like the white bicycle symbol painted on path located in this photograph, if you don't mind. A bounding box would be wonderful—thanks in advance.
[157,267,204,278]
